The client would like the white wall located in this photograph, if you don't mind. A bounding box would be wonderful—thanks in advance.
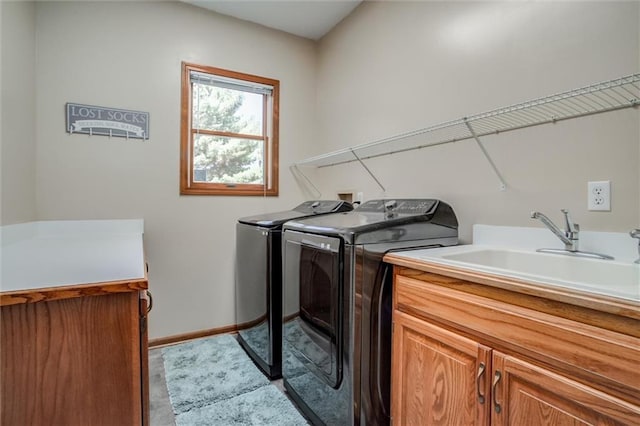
[34,1,317,339]
[1,1,37,225]
[7,1,640,340]
[314,1,640,242]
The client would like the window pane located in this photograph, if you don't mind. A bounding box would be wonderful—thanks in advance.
[192,83,263,136]
[181,62,279,196]
[193,134,264,184]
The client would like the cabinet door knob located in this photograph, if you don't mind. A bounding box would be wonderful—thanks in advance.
[492,370,502,414]
[476,362,486,404]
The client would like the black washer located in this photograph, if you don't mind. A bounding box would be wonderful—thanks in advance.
[281,199,459,425]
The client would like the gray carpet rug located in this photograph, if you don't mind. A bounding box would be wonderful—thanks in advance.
[161,334,308,425]
[174,384,307,426]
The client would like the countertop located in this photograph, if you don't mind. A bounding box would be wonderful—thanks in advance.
[386,244,639,301]
[1,219,146,305]
[384,224,640,320]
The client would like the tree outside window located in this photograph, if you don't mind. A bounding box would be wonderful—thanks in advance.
[180,62,279,196]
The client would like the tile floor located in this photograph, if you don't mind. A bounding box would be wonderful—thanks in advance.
[149,348,176,426]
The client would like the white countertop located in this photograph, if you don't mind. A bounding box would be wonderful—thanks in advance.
[1,220,145,293]
[390,224,640,302]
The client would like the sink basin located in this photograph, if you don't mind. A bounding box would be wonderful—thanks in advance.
[440,249,639,300]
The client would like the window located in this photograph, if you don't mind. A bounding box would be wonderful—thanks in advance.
[180,62,279,196]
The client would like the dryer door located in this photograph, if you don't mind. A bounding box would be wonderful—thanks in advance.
[283,230,343,389]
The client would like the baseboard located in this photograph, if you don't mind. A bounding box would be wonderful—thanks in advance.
[148,324,237,348]
[148,315,267,348]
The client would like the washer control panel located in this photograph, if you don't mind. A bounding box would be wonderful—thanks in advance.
[356,199,437,215]
[295,200,353,214]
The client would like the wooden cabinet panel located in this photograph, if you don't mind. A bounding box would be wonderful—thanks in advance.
[492,352,640,426]
[391,267,640,426]
[140,295,150,426]
[1,292,143,425]
[394,274,640,402]
[392,311,491,426]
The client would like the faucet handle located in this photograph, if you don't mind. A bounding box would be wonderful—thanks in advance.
[560,209,578,235]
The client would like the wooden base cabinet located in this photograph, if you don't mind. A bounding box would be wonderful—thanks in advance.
[1,288,149,425]
[390,270,640,426]
[493,352,639,426]
[392,311,491,425]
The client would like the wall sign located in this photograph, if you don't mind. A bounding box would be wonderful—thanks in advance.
[66,103,149,140]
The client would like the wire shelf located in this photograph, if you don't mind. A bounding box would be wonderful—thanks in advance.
[294,74,640,168]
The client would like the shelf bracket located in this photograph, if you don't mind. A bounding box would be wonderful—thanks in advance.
[290,165,322,199]
[350,148,386,193]
[464,119,507,191]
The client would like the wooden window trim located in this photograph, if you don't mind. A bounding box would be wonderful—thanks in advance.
[191,129,265,141]
[180,62,279,196]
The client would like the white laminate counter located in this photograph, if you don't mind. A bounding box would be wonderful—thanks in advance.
[389,244,640,302]
[1,220,145,293]
[385,224,640,304]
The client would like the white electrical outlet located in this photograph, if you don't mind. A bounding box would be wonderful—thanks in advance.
[588,180,611,211]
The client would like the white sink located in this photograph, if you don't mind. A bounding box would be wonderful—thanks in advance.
[439,249,640,300]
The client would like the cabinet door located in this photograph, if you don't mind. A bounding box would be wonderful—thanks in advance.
[391,310,491,426]
[491,352,640,426]
[1,291,143,425]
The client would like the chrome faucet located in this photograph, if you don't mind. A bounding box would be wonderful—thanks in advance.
[631,229,640,264]
[530,209,579,251]
[530,209,613,260]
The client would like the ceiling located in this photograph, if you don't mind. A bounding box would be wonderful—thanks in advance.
[183,1,362,40]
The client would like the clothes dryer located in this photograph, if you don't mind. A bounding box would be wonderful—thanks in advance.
[236,200,353,379]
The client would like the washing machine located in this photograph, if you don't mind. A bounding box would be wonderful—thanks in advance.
[235,200,353,379]
[281,199,458,425]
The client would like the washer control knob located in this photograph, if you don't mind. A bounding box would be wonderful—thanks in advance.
[385,200,397,218]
